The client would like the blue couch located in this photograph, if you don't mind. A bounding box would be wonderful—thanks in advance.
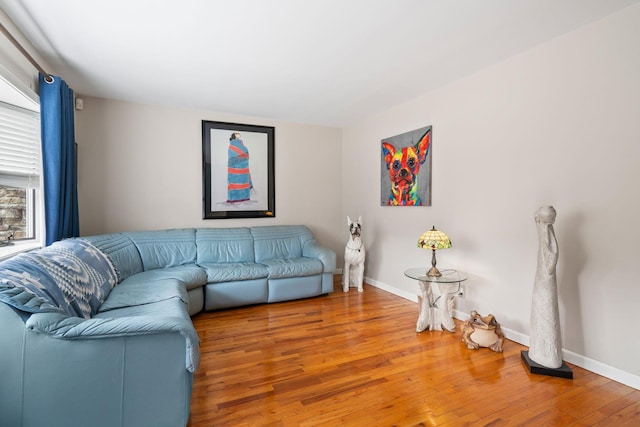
[0,225,336,427]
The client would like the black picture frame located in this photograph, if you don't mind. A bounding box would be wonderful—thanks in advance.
[202,120,275,219]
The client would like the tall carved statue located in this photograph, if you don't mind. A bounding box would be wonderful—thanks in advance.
[528,206,563,368]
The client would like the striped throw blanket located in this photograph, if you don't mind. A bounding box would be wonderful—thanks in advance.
[0,239,119,318]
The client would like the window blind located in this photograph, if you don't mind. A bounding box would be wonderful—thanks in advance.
[0,101,40,189]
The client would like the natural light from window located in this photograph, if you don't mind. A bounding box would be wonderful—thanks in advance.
[0,65,43,259]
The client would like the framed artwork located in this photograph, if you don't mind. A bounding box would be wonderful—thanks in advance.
[202,120,275,219]
[380,125,432,206]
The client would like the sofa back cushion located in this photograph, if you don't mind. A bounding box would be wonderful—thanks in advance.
[125,229,197,270]
[82,233,143,281]
[196,227,254,263]
[251,225,314,262]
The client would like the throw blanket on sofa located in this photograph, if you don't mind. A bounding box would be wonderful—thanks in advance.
[0,239,119,319]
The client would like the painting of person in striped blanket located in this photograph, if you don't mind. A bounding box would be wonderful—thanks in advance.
[227,132,253,202]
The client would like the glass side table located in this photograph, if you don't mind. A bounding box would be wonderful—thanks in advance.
[404,268,468,333]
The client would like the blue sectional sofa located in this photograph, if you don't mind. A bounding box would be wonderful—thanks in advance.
[0,225,336,427]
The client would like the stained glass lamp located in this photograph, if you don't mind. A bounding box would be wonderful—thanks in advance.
[417,226,452,277]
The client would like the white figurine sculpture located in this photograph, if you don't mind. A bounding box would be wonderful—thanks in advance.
[343,216,365,292]
[528,206,563,369]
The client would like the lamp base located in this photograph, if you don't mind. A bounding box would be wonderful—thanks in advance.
[426,266,442,277]
[427,249,442,277]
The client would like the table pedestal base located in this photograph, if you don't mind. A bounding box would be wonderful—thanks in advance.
[416,281,457,333]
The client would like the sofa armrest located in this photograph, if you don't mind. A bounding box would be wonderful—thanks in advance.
[303,241,336,273]
[26,312,200,372]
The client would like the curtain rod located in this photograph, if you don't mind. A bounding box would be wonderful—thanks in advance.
[0,21,53,83]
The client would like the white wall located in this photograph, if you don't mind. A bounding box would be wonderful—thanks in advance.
[75,98,345,257]
[343,5,640,382]
[0,10,53,94]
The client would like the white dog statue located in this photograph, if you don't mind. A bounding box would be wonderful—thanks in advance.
[343,216,366,292]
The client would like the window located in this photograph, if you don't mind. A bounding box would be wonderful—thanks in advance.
[0,185,35,240]
[0,65,43,258]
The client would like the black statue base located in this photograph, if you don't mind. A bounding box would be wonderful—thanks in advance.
[521,351,573,379]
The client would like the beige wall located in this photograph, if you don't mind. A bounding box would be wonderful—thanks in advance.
[343,4,640,383]
[75,99,344,256]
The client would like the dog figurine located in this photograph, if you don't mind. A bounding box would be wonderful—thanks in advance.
[381,129,431,205]
[343,216,365,292]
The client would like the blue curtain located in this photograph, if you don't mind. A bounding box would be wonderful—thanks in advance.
[39,73,79,246]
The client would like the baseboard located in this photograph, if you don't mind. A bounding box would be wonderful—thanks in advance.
[363,275,640,391]
[363,275,418,302]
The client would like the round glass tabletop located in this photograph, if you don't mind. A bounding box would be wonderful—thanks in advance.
[404,268,467,283]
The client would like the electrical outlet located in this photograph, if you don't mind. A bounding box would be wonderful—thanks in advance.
[457,285,465,298]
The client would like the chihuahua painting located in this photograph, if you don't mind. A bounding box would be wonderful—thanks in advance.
[381,126,432,206]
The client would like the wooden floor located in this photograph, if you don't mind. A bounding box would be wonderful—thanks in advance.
[188,277,639,426]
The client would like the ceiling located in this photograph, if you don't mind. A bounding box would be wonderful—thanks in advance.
[1,0,638,127]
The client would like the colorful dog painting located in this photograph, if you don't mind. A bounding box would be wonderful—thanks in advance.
[381,127,432,206]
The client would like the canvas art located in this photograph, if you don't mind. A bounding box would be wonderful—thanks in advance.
[380,125,432,206]
[202,120,275,219]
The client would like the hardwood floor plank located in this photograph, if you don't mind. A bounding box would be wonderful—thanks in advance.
[187,277,639,426]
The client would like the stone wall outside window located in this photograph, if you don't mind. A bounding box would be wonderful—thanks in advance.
[0,185,28,241]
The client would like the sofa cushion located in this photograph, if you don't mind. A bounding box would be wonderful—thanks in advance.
[260,257,323,279]
[82,233,143,280]
[125,229,196,270]
[199,262,268,283]
[98,278,188,313]
[116,265,207,291]
[196,227,255,263]
[251,225,314,262]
